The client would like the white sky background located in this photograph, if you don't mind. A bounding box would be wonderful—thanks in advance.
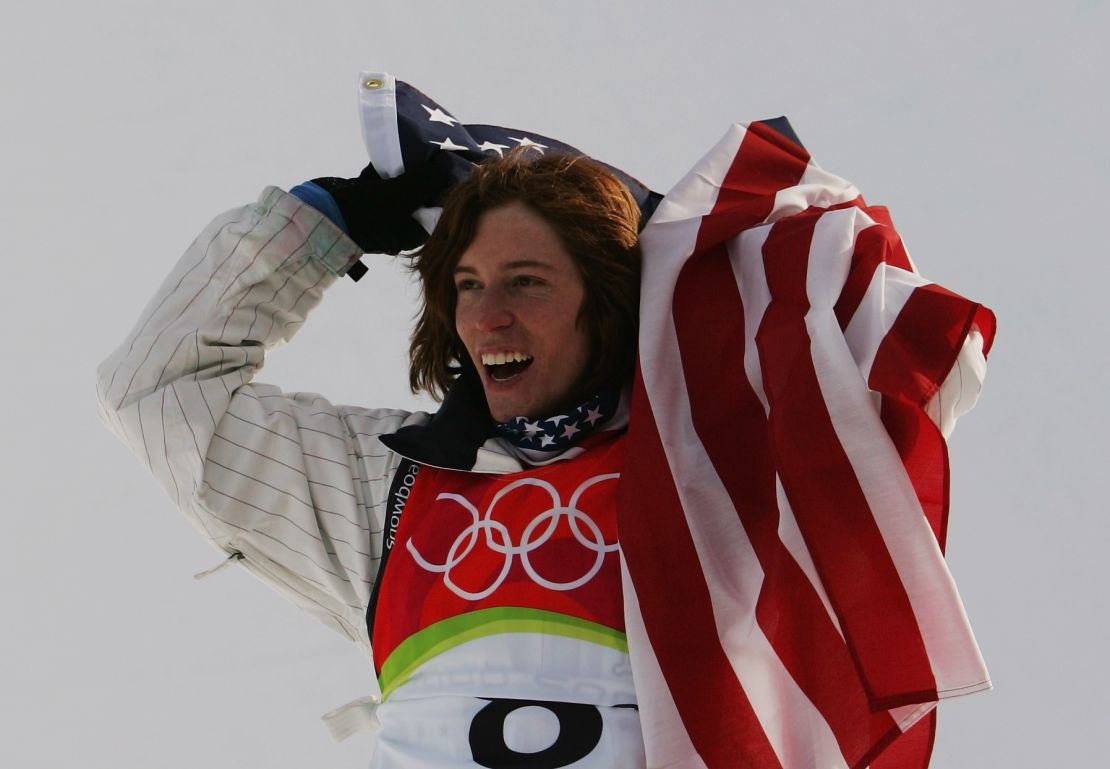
[2,1,1105,766]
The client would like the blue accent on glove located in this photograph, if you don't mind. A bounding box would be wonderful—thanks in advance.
[289,181,350,234]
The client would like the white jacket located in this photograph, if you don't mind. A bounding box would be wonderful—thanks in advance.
[96,187,532,659]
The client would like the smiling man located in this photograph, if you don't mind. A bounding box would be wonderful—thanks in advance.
[454,203,591,422]
[411,152,641,427]
[408,152,639,428]
[98,148,653,768]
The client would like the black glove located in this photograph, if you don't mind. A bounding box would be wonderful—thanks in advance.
[312,153,455,255]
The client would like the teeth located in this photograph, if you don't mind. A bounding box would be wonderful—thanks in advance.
[481,352,532,366]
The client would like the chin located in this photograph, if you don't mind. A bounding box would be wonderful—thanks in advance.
[488,402,529,423]
[486,394,544,423]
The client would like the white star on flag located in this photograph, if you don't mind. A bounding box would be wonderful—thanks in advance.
[561,422,581,439]
[583,406,603,426]
[508,136,548,152]
[546,414,569,427]
[429,137,469,152]
[477,140,510,157]
[522,420,542,437]
[422,105,459,126]
[539,434,556,447]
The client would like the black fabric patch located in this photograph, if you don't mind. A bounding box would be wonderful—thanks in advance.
[379,363,497,471]
[345,259,368,282]
[468,698,603,768]
[759,116,804,150]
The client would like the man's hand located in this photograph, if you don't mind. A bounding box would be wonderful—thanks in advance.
[312,154,454,255]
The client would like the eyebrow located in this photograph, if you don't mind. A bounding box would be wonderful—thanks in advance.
[453,259,556,275]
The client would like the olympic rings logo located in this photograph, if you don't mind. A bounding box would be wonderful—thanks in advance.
[405,473,620,600]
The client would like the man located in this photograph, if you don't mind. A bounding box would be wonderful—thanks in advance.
[98,150,653,767]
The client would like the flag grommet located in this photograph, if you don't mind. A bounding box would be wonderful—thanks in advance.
[363,78,384,90]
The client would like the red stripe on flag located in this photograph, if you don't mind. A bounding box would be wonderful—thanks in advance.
[869,284,995,408]
[854,204,911,268]
[881,399,950,548]
[619,375,783,769]
[868,711,937,769]
[693,121,812,250]
[756,214,939,707]
[672,243,904,766]
[874,281,995,555]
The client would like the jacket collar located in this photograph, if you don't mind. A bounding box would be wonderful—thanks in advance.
[378,365,498,471]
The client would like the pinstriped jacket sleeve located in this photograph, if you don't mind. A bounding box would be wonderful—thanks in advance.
[96,186,424,652]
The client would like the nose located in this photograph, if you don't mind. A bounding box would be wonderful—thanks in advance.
[471,288,514,333]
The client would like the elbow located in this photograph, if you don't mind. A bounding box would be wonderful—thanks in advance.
[95,355,131,431]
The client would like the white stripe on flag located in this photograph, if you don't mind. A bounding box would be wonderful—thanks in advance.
[888,701,938,732]
[640,126,747,227]
[770,160,860,223]
[731,225,773,413]
[358,71,404,177]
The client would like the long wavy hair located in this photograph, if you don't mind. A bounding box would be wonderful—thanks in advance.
[409,150,643,402]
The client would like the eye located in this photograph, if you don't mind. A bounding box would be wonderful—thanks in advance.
[512,275,542,288]
[455,278,481,292]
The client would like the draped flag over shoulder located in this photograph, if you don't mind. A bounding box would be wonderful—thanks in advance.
[357,72,994,769]
[619,120,994,769]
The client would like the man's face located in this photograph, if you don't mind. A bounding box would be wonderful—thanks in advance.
[454,202,590,423]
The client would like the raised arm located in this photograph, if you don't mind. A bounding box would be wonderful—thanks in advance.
[96,187,427,650]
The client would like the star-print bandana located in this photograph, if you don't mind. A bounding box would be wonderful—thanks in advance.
[495,390,622,456]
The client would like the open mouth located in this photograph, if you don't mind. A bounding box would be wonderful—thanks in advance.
[481,352,534,382]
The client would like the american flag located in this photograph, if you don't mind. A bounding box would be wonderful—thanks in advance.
[359,73,994,768]
[619,120,994,769]
[356,71,660,220]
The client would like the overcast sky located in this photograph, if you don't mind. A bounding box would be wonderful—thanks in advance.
[3,1,1106,767]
